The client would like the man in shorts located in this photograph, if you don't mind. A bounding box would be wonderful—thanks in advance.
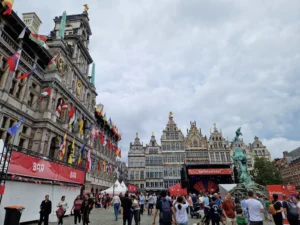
[148,193,155,215]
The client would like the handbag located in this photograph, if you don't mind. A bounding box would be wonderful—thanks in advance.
[56,206,64,218]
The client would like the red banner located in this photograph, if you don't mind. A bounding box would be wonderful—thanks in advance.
[266,185,297,225]
[188,168,232,175]
[8,151,85,184]
[168,183,187,196]
[127,184,137,193]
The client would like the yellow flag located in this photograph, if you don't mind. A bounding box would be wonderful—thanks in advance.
[79,119,84,135]
[68,137,75,164]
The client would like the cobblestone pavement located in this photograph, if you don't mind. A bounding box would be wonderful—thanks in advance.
[28,208,274,225]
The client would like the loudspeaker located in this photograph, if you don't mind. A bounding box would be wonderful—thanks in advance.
[181,167,187,188]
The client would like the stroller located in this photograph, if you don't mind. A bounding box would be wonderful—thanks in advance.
[190,202,202,219]
[200,206,210,225]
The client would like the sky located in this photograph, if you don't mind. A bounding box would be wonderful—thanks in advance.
[15,0,300,162]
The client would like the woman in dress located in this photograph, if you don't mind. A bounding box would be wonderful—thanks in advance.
[72,195,83,225]
[57,196,68,225]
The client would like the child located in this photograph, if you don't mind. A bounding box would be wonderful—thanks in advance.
[236,208,247,225]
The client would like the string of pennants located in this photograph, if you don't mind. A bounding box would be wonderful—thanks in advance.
[11,174,82,190]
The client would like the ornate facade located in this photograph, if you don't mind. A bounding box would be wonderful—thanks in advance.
[0,8,119,193]
[128,112,272,191]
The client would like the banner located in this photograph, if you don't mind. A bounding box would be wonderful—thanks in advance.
[266,184,297,225]
[127,184,137,193]
[188,168,232,175]
[8,151,85,184]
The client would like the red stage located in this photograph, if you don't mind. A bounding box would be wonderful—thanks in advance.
[168,183,187,196]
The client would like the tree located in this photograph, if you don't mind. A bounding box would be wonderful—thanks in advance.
[251,157,283,186]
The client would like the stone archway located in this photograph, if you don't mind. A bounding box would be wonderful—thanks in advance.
[66,144,72,163]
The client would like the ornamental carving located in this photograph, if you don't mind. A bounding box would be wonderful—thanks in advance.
[57,57,67,74]
[76,80,83,98]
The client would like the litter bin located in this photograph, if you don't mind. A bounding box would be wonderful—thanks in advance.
[3,206,25,225]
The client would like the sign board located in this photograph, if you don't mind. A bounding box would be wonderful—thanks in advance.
[8,151,85,184]
[266,184,298,225]
[188,168,232,175]
[127,184,137,193]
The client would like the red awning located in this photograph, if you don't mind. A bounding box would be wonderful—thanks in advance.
[168,183,187,197]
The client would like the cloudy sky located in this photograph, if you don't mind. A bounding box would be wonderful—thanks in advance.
[15,0,300,161]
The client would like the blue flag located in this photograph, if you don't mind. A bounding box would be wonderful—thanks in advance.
[7,116,25,136]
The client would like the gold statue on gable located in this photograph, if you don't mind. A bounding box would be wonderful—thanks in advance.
[83,4,89,12]
[76,80,83,98]
[169,112,173,117]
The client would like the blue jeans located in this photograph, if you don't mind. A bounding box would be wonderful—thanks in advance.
[114,203,120,220]
[178,223,188,225]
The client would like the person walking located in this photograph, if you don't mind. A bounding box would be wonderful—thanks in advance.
[38,195,52,225]
[282,195,299,225]
[57,196,68,225]
[264,197,272,221]
[132,195,141,225]
[174,196,189,225]
[81,195,91,225]
[139,192,145,215]
[112,194,121,221]
[241,196,249,221]
[148,193,155,216]
[121,193,133,225]
[152,190,177,225]
[246,191,265,225]
[72,195,83,225]
[222,192,236,225]
[271,194,283,225]
[209,196,222,225]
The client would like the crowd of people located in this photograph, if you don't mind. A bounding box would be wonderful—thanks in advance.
[37,190,300,225]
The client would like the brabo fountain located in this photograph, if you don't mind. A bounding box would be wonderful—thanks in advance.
[229,128,267,197]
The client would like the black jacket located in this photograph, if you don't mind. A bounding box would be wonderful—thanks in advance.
[40,200,52,215]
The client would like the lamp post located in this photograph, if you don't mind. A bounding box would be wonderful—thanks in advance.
[113,175,117,196]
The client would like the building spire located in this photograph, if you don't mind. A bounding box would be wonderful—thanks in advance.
[136,132,138,138]
[169,111,173,118]
[152,131,154,136]
[90,63,95,85]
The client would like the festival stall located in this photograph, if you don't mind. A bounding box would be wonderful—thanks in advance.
[127,184,137,195]
[168,183,187,197]
[0,147,85,224]
[100,179,126,196]
[218,184,237,199]
[121,181,128,191]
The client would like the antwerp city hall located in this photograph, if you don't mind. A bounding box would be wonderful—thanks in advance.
[128,113,271,193]
[0,4,122,223]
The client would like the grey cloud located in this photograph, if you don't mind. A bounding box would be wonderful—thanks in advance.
[15,0,300,162]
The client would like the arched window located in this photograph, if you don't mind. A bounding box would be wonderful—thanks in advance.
[49,137,58,158]
[255,150,257,155]
[66,144,72,163]
[258,150,262,156]
[193,140,198,147]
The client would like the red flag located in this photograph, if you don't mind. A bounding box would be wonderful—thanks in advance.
[16,67,36,80]
[100,132,105,145]
[7,51,21,72]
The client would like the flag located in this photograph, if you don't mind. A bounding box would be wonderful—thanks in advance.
[16,67,36,80]
[79,114,84,135]
[7,50,21,72]
[48,52,59,70]
[29,33,48,48]
[118,149,122,158]
[102,160,106,172]
[40,82,54,102]
[68,137,75,164]
[100,132,105,145]
[86,123,93,139]
[95,104,103,116]
[7,116,24,136]
[18,27,27,39]
[86,148,91,172]
[78,144,86,167]
[109,118,112,127]
[56,99,62,117]
[97,160,100,171]
[2,0,14,15]
[59,132,67,160]
[68,106,75,126]
[72,110,78,127]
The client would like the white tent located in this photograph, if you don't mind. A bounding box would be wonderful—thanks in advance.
[219,184,237,199]
[101,179,126,196]
[121,181,127,191]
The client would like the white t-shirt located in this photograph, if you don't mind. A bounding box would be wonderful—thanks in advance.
[175,203,189,224]
[246,198,263,222]
[112,196,121,204]
[148,195,155,204]
[133,199,140,210]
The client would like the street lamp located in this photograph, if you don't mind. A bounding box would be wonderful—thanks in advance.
[113,175,117,196]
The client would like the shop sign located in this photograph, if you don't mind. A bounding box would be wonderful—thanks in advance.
[8,151,85,184]
[188,168,232,175]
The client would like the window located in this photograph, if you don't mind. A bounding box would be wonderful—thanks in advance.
[22,126,28,135]
[140,184,144,189]
[8,119,14,128]
[1,117,8,128]
[226,152,231,162]
[210,152,215,162]
[257,144,259,147]
[135,171,139,180]
[19,138,25,147]
[32,83,37,89]
[28,93,34,106]
[221,152,225,162]
[9,80,16,95]
[215,152,220,162]
[140,171,144,179]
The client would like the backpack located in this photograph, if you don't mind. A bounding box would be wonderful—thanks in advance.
[268,201,278,215]
[159,199,172,223]
[286,201,299,217]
